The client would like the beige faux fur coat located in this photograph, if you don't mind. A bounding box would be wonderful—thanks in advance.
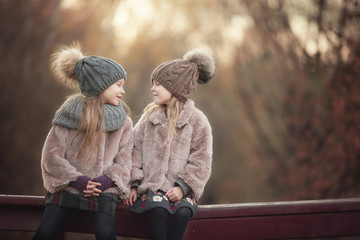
[41,117,133,199]
[131,100,212,200]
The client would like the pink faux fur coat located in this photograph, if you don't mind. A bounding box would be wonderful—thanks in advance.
[131,100,212,200]
[41,117,133,199]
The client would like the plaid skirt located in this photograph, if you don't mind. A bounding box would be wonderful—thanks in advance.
[45,190,119,217]
[129,190,197,217]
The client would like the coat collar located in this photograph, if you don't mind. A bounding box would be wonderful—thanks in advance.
[148,100,195,128]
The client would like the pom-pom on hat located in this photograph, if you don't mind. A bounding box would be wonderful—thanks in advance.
[51,44,127,97]
[151,49,215,102]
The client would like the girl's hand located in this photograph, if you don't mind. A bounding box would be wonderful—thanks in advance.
[166,186,184,202]
[83,180,102,197]
[124,187,138,206]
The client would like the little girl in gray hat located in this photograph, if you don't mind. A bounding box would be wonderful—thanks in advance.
[33,44,133,240]
[127,49,215,240]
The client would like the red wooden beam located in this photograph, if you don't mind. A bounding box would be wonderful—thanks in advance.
[1,195,360,239]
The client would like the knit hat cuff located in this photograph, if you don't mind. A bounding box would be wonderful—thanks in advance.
[161,81,188,102]
[82,71,126,97]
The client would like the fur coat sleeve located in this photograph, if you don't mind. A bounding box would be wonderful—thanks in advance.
[178,111,213,200]
[103,117,133,199]
[41,126,83,193]
[130,115,146,183]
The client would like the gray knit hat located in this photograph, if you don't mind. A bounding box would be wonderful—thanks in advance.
[75,56,126,97]
[151,49,215,102]
[51,45,126,97]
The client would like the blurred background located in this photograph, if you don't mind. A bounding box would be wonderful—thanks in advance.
[1,0,360,215]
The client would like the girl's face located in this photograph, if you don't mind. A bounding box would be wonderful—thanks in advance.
[101,79,125,106]
[151,80,172,106]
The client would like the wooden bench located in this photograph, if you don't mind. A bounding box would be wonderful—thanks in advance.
[1,195,360,239]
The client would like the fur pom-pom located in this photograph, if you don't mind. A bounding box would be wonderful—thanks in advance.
[50,43,84,88]
[183,49,215,84]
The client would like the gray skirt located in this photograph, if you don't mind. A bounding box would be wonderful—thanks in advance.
[45,190,119,218]
[129,190,197,217]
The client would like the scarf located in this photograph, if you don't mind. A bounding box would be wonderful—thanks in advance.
[52,96,127,132]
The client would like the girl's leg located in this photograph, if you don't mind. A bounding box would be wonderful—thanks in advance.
[32,204,72,240]
[91,211,117,240]
[151,207,169,240]
[167,207,191,240]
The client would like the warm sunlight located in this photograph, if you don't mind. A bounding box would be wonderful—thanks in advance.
[112,0,252,63]
[61,0,78,8]
[113,0,156,46]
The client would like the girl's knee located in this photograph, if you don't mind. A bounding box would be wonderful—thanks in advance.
[152,207,169,218]
[175,207,191,219]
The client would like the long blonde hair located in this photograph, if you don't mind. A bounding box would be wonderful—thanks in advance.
[71,94,131,163]
[143,96,184,139]
[69,94,104,163]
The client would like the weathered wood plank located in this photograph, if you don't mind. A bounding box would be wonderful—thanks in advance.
[1,195,360,239]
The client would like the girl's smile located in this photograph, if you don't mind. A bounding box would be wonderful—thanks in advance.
[151,80,172,106]
[101,79,125,106]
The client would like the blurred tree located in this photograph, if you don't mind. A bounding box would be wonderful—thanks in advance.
[231,0,360,200]
[0,0,122,196]
[0,1,124,239]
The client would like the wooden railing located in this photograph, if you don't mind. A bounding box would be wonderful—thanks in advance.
[1,194,360,239]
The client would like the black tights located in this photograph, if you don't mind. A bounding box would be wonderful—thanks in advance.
[151,207,191,240]
[32,204,116,240]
